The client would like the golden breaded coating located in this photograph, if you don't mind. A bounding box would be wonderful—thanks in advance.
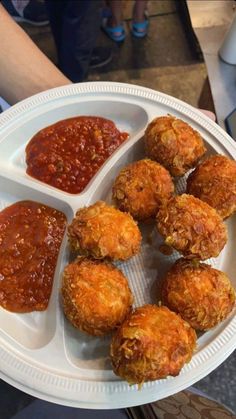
[144,115,206,177]
[156,194,227,260]
[187,155,236,219]
[61,257,133,336]
[112,159,174,221]
[161,258,236,331]
[110,305,196,385]
[68,201,141,261]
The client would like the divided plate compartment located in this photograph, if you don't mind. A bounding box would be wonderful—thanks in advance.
[0,82,236,409]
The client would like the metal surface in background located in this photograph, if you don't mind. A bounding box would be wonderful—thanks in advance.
[187,0,236,129]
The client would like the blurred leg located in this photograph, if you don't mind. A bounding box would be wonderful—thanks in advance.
[102,0,125,42]
[107,0,123,26]
[46,0,102,82]
[131,0,148,38]
[45,0,65,53]
[132,0,148,23]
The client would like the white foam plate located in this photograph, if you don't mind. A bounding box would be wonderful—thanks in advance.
[0,82,235,409]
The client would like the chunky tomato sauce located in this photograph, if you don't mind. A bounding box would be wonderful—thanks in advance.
[0,201,66,313]
[25,116,129,194]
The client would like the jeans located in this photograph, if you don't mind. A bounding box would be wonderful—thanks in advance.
[45,0,102,82]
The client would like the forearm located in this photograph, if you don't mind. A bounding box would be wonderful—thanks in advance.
[0,5,71,104]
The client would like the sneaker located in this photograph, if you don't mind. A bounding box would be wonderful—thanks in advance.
[89,47,113,69]
[2,0,49,26]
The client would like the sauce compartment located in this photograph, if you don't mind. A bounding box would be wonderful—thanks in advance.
[0,100,148,196]
[0,175,73,349]
[25,116,129,195]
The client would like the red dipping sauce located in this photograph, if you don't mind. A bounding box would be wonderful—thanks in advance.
[25,116,129,194]
[0,201,66,313]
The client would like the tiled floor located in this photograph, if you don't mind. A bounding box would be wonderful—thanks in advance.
[1,0,235,417]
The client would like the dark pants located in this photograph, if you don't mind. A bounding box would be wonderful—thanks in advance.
[45,0,102,82]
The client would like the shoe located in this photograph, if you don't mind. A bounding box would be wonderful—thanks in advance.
[2,0,49,26]
[131,16,149,38]
[101,21,126,43]
[89,47,113,69]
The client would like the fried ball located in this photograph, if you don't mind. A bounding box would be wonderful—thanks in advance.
[68,201,141,261]
[187,155,236,219]
[156,194,227,260]
[144,115,206,176]
[112,159,174,221]
[61,257,133,336]
[161,258,236,331]
[110,305,196,385]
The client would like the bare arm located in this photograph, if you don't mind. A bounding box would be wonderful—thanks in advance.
[0,5,71,104]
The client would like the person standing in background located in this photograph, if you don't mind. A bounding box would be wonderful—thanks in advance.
[102,0,149,42]
[0,3,71,105]
[45,0,112,82]
[2,0,113,83]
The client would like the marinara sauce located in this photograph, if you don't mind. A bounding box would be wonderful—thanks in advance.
[0,201,66,313]
[25,116,129,194]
